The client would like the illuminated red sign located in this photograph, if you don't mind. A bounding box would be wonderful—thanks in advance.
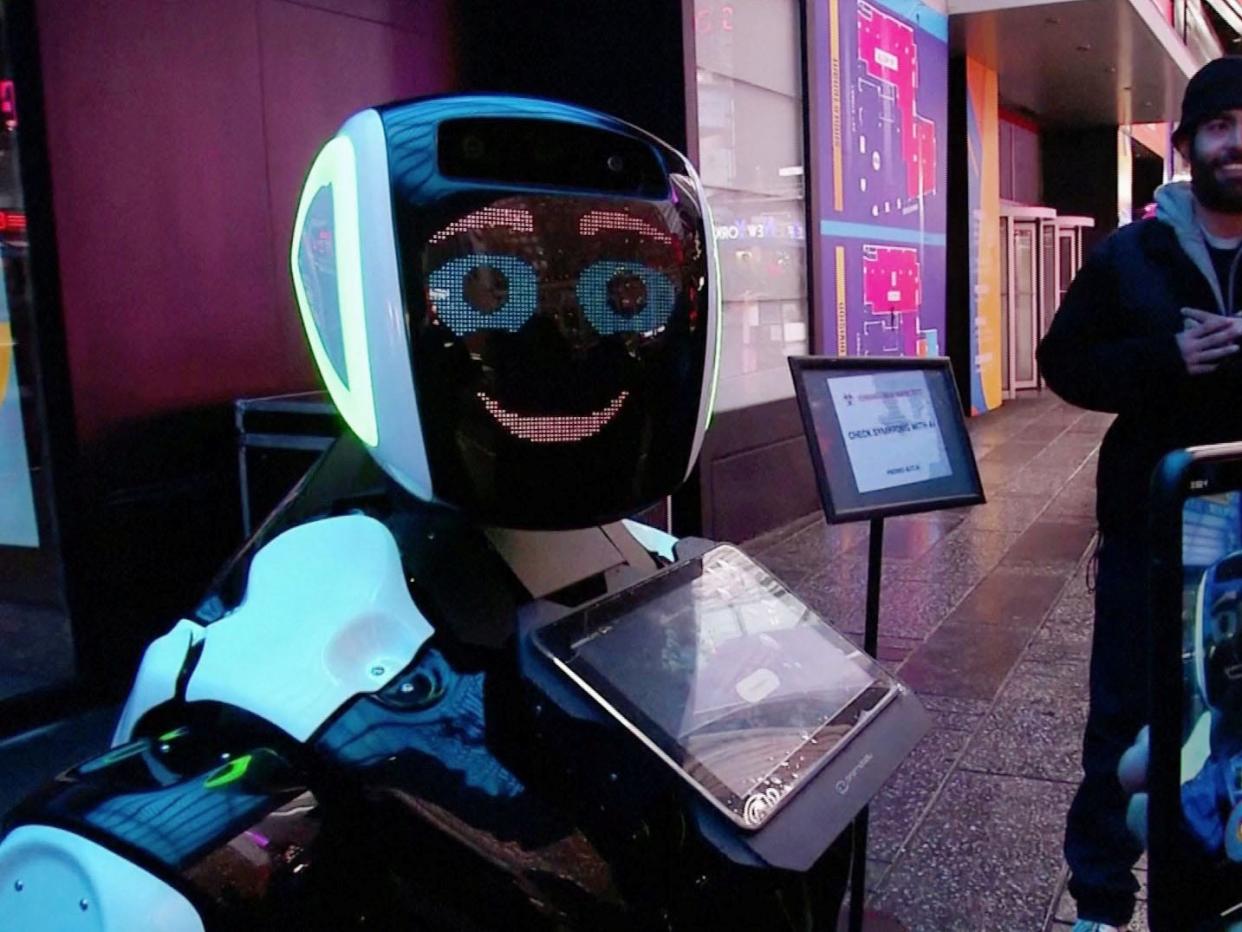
[0,211,27,234]
[1,81,16,131]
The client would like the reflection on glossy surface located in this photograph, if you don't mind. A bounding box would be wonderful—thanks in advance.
[547,547,889,825]
[185,790,323,913]
[321,648,526,803]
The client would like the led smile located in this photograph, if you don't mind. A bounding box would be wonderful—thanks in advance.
[478,391,629,443]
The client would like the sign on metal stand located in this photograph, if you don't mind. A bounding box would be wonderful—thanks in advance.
[789,356,985,932]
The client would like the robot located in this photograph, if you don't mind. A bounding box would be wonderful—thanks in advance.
[0,96,920,931]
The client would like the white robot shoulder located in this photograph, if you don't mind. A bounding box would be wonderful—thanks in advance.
[115,515,432,745]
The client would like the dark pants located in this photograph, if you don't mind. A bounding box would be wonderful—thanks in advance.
[1065,533,1149,926]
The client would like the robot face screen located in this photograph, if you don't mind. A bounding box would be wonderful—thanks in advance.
[406,191,708,527]
[1203,553,1242,710]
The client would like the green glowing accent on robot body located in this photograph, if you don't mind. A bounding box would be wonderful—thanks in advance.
[204,753,253,789]
[290,134,378,447]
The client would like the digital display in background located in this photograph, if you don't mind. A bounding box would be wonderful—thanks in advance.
[0,255,39,547]
[790,358,983,522]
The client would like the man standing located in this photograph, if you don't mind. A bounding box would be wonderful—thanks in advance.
[1038,56,1242,932]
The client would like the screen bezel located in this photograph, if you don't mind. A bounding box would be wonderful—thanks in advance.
[1149,442,1242,930]
[531,545,900,831]
[787,356,985,524]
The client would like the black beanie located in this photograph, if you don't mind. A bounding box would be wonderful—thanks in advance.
[1174,56,1242,148]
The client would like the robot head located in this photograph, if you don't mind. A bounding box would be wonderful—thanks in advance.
[1195,551,1242,714]
[290,96,719,529]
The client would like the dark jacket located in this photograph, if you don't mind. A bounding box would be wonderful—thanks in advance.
[1037,182,1242,534]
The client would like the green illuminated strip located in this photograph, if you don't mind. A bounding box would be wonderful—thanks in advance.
[290,135,378,447]
[80,742,147,774]
[159,727,189,742]
[204,754,252,789]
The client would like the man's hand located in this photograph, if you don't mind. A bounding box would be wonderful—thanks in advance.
[1179,308,1242,374]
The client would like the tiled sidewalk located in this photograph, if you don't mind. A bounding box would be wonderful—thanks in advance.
[742,392,1127,932]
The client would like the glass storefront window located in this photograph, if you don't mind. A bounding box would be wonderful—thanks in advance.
[693,0,809,412]
[0,2,73,702]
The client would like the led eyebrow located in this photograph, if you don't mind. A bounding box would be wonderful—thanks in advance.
[579,210,673,245]
[428,207,535,244]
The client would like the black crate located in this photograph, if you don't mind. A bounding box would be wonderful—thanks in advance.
[235,392,340,538]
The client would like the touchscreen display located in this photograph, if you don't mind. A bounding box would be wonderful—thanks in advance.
[1178,490,1242,912]
[535,545,897,829]
[789,358,984,522]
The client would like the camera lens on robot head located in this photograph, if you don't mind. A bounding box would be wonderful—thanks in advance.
[606,154,625,173]
[462,134,485,160]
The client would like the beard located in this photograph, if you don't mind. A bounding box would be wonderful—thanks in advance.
[1191,144,1242,213]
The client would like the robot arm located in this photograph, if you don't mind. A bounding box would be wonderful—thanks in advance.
[116,514,433,744]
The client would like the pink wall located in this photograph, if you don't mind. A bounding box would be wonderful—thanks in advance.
[35,0,457,446]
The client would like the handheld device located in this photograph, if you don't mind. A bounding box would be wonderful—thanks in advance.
[1149,442,1242,930]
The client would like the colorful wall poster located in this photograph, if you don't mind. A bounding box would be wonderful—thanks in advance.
[965,57,1002,414]
[0,258,39,547]
[811,0,948,359]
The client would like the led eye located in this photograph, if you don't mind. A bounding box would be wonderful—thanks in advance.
[608,272,647,317]
[427,254,538,336]
[463,264,510,313]
[576,260,675,335]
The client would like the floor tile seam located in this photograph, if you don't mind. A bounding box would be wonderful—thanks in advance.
[769,511,824,545]
[886,488,1095,664]
[1041,867,1073,932]
[953,763,1079,786]
[887,558,1057,676]
[1008,427,1097,484]
[799,561,841,591]
[878,548,1094,884]
[750,515,822,560]
[877,761,1078,897]
[866,665,1024,884]
[863,735,973,893]
[865,853,898,895]
[1034,423,1073,448]
[940,542,1099,931]
[1003,439,1097,510]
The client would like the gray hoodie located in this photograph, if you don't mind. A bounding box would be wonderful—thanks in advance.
[1155,180,1242,313]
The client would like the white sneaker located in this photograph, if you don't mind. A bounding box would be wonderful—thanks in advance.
[1071,921,1127,932]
